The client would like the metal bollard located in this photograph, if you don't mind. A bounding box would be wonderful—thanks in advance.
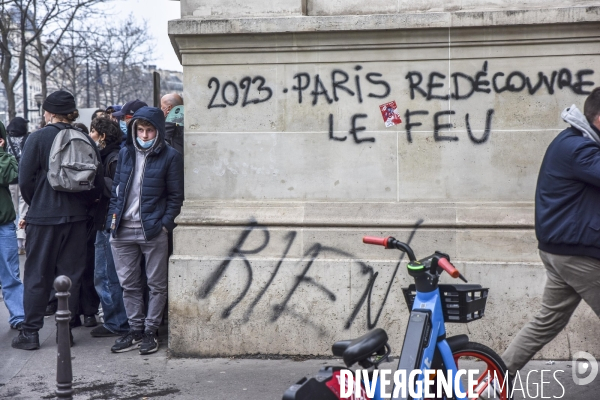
[54,275,73,399]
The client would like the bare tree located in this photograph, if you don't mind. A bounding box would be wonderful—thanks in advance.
[46,27,85,101]
[0,0,105,120]
[2,2,156,117]
[0,0,58,119]
[88,15,155,106]
[27,0,106,101]
[47,14,155,108]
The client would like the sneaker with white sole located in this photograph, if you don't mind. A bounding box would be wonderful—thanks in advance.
[111,330,143,353]
[139,330,159,355]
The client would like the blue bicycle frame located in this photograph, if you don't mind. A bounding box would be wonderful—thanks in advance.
[365,288,466,400]
[283,236,501,400]
[361,237,469,400]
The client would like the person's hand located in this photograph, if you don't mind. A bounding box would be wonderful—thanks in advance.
[18,219,26,229]
[0,138,4,147]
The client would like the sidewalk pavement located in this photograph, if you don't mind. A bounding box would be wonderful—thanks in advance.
[1,308,598,400]
[1,255,598,399]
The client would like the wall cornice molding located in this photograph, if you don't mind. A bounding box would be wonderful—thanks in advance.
[169,6,600,37]
[176,200,535,228]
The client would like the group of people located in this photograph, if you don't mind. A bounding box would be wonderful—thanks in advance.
[3,83,600,379]
[0,89,184,355]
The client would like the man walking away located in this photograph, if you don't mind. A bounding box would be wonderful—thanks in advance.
[0,121,25,331]
[107,107,183,355]
[502,87,600,374]
[12,90,103,350]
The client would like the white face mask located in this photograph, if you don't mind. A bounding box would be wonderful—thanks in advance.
[136,137,155,149]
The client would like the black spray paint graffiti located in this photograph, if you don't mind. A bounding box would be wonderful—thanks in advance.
[405,62,595,101]
[344,219,423,330]
[205,62,595,146]
[328,113,375,143]
[197,219,424,334]
[404,109,495,143]
[207,76,273,109]
[292,66,390,106]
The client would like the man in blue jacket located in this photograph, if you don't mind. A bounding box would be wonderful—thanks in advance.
[503,87,600,375]
[107,106,183,355]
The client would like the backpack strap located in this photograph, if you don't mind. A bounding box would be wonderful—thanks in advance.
[42,124,68,173]
[46,122,71,131]
[20,132,29,150]
[104,150,119,177]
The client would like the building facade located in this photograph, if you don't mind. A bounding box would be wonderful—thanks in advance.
[0,50,43,128]
[168,1,600,359]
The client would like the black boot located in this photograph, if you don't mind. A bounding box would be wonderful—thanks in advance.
[45,302,58,316]
[83,315,97,327]
[12,330,40,350]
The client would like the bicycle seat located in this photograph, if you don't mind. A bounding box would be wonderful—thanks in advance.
[331,328,388,367]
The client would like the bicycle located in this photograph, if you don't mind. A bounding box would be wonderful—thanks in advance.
[283,235,512,400]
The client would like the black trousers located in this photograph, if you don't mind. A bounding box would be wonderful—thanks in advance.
[23,220,87,332]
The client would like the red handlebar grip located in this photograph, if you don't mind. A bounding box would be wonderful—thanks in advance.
[362,236,388,246]
[437,258,460,279]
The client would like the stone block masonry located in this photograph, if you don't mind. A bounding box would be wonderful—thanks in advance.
[168,3,600,358]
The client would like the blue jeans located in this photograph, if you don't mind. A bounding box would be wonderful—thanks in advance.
[94,230,129,333]
[0,222,24,326]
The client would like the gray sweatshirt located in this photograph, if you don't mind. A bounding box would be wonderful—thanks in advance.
[121,123,155,227]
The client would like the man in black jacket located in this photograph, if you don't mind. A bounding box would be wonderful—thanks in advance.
[502,87,600,374]
[12,90,103,350]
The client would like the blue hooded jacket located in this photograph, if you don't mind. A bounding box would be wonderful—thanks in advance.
[106,106,184,240]
[536,116,600,260]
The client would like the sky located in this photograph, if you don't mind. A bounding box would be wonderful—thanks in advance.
[97,0,183,72]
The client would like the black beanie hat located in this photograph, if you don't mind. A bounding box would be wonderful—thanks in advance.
[43,90,77,114]
[6,117,28,137]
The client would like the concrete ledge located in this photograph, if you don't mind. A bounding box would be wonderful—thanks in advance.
[172,226,539,262]
[176,201,534,228]
[169,6,600,36]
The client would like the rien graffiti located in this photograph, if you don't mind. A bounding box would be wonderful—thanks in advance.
[196,219,424,335]
[205,62,595,145]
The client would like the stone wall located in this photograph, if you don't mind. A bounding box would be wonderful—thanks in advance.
[168,5,600,358]
[180,0,599,18]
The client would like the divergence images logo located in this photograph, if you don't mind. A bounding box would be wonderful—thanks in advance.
[572,351,598,386]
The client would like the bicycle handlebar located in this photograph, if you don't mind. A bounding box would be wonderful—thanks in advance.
[362,236,389,247]
[437,257,460,279]
[362,236,417,262]
[362,236,467,281]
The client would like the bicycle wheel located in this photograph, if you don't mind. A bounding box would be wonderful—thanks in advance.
[451,341,512,400]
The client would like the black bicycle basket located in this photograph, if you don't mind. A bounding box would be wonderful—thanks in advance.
[402,284,488,323]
